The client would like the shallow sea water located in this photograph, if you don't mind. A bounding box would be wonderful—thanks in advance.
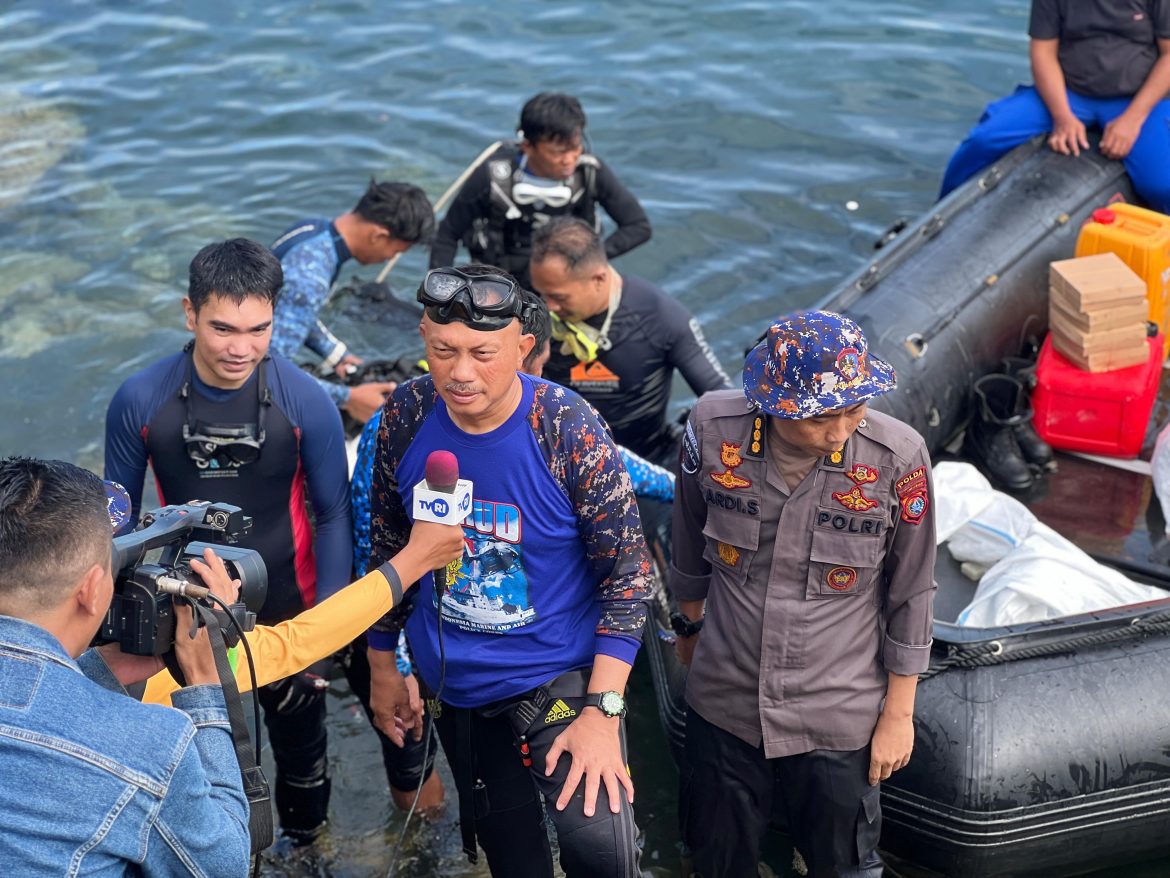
[0,2,1163,875]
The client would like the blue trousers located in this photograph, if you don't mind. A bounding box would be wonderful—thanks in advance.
[940,85,1170,213]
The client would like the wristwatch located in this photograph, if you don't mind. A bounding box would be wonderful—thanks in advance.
[584,690,627,718]
[670,611,704,638]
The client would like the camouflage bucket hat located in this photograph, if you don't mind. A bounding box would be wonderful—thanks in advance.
[742,310,896,419]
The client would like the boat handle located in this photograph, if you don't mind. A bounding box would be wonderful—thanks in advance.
[904,333,927,359]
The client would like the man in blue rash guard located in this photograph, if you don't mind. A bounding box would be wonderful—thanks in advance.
[271,179,434,424]
[104,238,352,847]
[352,288,673,602]
[363,264,653,876]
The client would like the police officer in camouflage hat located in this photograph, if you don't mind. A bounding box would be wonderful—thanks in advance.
[671,310,937,877]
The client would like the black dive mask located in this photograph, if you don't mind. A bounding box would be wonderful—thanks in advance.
[418,267,528,331]
[181,347,270,468]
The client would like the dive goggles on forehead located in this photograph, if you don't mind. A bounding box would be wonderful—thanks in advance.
[418,267,527,330]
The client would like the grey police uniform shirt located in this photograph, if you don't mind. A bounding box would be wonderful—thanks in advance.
[670,390,937,759]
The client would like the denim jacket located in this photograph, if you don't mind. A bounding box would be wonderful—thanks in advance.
[0,616,250,877]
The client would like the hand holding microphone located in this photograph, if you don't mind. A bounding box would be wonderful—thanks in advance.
[406,520,467,575]
[413,450,472,594]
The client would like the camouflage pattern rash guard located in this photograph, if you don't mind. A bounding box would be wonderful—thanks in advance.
[269,219,352,406]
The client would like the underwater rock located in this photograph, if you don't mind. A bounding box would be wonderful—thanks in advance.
[0,91,85,211]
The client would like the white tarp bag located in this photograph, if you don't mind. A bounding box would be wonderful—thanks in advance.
[933,462,1168,627]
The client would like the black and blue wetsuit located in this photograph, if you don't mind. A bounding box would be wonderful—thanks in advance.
[104,349,352,839]
[104,350,351,621]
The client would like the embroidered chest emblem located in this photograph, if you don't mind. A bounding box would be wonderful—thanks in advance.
[710,442,752,490]
[717,541,741,568]
[832,485,878,512]
[826,566,858,591]
[845,463,879,485]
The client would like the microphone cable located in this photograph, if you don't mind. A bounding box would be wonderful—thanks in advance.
[386,580,448,878]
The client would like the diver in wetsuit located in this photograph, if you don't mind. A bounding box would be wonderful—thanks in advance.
[530,216,732,466]
[271,180,434,424]
[429,92,651,287]
[104,239,351,848]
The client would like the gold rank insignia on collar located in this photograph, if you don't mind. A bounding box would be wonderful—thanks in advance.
[823,446,845,468]
[743,414,765,458]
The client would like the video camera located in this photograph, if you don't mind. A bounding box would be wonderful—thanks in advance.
[97,500,267,656]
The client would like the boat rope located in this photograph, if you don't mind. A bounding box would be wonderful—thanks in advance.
[919,609,1170,680]
[375,140,503,283]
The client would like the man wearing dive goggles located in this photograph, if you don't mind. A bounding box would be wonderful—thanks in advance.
[428,92,651,287]
[417,266,530,330]
[366,264,651,875]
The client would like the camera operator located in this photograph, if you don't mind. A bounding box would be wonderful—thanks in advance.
[0,457,249,876]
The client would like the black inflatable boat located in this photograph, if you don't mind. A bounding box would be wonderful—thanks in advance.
[645,139,1170,877]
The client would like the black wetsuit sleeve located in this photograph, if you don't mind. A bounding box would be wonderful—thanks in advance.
[429,162,493,270]
[594,160,651,259]
[661,296,733,395]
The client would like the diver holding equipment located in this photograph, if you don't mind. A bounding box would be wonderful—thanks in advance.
[429,92,651,287]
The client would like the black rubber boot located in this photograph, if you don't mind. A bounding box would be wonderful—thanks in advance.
[1001,357,1057,472]
[964,374,1035,491]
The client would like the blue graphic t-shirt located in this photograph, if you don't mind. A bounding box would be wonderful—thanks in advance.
[366,374,653,708]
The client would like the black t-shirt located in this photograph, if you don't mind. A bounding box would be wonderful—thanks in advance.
[542,275,731,464]
[1029,0,1170,97]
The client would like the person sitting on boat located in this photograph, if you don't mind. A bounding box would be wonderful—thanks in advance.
[270,179,434,424]
[671,310,937,878]
[530,217,732,467]
[363,263,652,876]
[428,92,651,288]
[939,0,1170,213]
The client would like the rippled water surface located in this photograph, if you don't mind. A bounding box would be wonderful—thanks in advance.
[1,2,1159,876]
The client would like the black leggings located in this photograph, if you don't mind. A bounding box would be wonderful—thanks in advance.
[433,677,641,878]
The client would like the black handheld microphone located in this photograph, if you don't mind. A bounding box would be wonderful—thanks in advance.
[423,450,460,594]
